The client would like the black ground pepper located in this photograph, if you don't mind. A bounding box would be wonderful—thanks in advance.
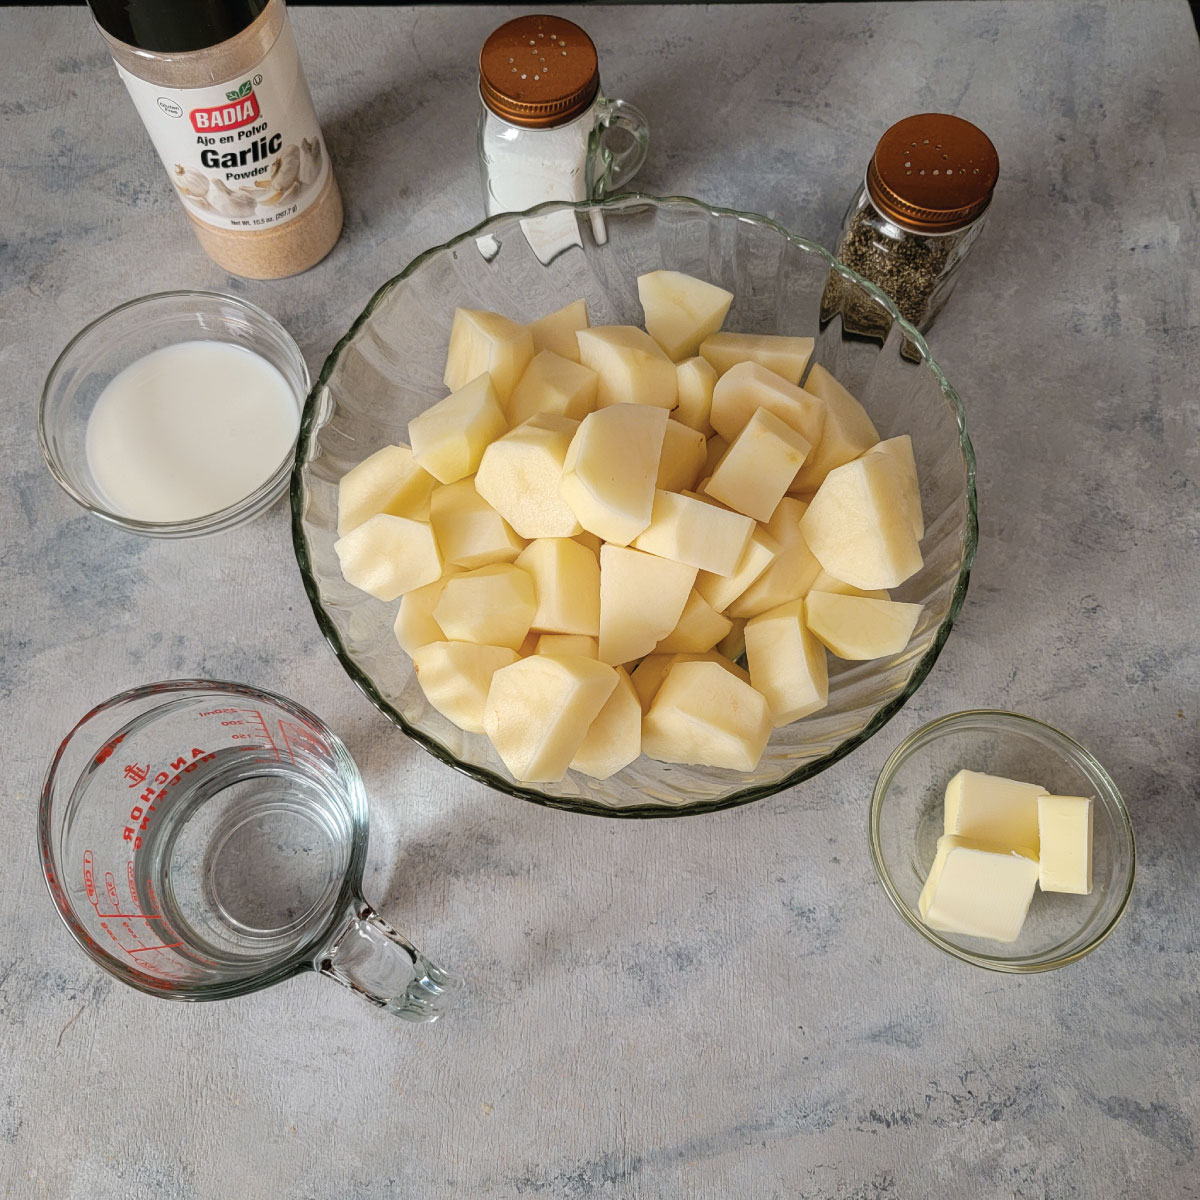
[835,209,953,329]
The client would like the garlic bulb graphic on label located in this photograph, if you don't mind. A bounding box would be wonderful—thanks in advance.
[257,144,301,205]
[298,137,323,186]
[172,164,210,200]
[208,177,259,217]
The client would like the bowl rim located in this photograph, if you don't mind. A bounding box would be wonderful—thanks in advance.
[869,707,1137,971]
[39,289,309,540]
[290,192,979,817]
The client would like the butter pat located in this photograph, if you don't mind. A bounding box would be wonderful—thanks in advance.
[1037,794,1093,894]
[943,769,1044,853]
[918,835,1040,943]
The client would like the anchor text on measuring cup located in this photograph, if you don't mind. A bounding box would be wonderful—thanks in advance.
[121,747,215,848]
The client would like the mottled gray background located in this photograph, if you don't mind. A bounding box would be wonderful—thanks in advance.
[2,4,1198,1197]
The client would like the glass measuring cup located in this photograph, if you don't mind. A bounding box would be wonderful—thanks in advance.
[38,680,461,1021]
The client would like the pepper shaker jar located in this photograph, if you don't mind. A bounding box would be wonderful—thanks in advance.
[833,113,999,333]
[477,14,650,218]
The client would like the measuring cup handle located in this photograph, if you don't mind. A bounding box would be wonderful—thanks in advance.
[587,97,651,200]
[316,899,462,1022]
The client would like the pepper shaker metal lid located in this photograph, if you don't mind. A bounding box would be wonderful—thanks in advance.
[479,14,600,128]
[866,113,999,232]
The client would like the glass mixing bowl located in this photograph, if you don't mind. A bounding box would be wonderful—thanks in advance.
[291,194,977,816]
[870,710,1136,971]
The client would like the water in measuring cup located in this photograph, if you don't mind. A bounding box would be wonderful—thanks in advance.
[131,750,356,970]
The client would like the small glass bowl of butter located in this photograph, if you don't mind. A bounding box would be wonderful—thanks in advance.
[870,710,1135,971]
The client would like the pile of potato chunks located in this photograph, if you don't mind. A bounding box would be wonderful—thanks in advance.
[334,270,926,784]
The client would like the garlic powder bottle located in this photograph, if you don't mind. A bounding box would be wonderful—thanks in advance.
[88,0,342,279]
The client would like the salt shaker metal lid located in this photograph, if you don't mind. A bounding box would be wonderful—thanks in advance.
[866,113,999,232]
[479,14,600,128]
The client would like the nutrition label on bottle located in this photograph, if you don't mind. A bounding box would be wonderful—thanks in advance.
[116,19,329,231]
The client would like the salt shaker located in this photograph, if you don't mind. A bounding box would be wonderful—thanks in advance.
[833,113,999,333]
[477,14,650,219]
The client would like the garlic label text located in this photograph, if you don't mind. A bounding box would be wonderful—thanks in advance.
[115,20,330,231]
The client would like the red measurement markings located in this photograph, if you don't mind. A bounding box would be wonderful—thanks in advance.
[122,747,215,849]
[278,718,334,770]
[85,856,161,957]
[76,855,205,980]
[208,708,280,758]
[93,733,125,766]
[142,878,219,969]
[246,708,280,759]
[83,852,160,920]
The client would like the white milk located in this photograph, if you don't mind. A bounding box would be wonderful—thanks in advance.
[86,340,300,522]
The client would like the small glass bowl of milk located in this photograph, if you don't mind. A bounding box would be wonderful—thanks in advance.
[40,291,309,537]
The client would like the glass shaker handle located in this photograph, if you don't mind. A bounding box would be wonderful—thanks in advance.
[588,97,651,199]
[317,898,463,1022]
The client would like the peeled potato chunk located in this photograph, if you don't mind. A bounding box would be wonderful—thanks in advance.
[799,453,923,590]
[429,479,525,569]
[536,633,598,658]
[413,641,519,733]
[642,660,771,772]
[516,537,601,636]
[598,544,697,666]
[807,568,888,601]
[726,500,821,619]
[717,617,747,662]
[444,308,534,402]
[861,434,924,539]
[570,667,642,779]
[656,419,707,493]
[695,527,779,613]
[576,325,678,409]
[393,570,459,655]
[762,494,810,541]
[631,490,755,577]
[336,443,438,536]
[790,362,879,492]
[483,655,619,782]
[528,298,590,363]
[705,407,812,522]
[630,650,749,714]
[637,269,734,362]
[709,361,826,448]
[674,356,718,436]
[699,332,814,383]
[506,349,598,427]
[559,404,669,546]
[654,589,733,654]
[409,373,507,485]
[702,433,728,479]
[433,563,536,649]
[334,513,442,602]
[474,414,582,539]
[574,529,602,559]
[629,653,675,713]
[804,592,923,660]
[745,599,829,726]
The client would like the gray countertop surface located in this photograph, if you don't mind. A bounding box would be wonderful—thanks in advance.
[2,4,1198,1197]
